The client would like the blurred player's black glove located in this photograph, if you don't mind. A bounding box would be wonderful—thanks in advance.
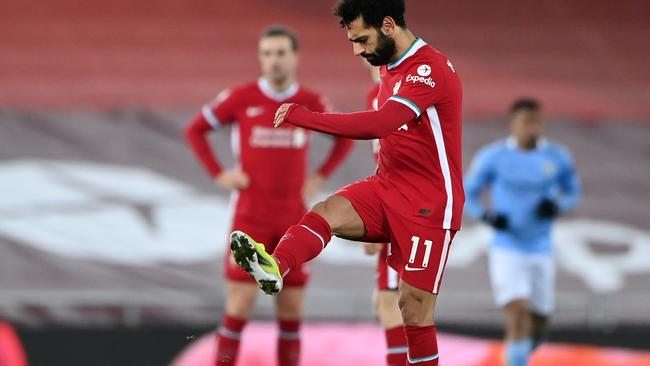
[482,212,509,230]
[537,198,559,219]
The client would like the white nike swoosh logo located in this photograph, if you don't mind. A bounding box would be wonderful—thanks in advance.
[404,265,425,272]
[246,107,265,117]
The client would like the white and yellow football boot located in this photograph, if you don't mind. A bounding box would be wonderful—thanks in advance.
[229,230,283,295]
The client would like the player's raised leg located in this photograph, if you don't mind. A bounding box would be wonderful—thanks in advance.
[274,194,367,271]
[231,174,389,296]
[230,193,365,295]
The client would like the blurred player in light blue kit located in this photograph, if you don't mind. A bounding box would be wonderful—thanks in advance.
[464,98,581,366]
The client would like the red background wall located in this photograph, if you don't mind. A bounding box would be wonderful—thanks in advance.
[1,0,649,121]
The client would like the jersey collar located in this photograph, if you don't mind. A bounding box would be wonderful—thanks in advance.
[506,136,549,151]
[257,77,300,102]
[387,37,427,71]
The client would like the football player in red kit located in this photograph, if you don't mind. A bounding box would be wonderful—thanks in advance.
[184,26,353,366]
[229,1,463,365]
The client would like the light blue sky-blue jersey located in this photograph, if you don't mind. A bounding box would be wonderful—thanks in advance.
[464,137,581,254]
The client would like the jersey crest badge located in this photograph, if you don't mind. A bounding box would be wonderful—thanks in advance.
[393,80,402,95]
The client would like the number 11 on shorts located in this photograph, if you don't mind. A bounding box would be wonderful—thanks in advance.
[409,236,433,268]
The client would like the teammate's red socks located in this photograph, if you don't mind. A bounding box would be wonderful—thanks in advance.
[215,316,302,366]
[404,325,439,365]
[277,319,301,366]
[273,211,332,276]
[385,325,408,366]
[215,315,246,366]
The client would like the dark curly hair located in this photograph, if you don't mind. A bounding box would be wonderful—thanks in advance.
[333,0,406,28]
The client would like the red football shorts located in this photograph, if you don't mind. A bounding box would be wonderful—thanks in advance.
[337,176,456,294]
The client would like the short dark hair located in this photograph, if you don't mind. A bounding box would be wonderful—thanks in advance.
[510,98,541,113]
[260,25,299,51]
[334,0,406,29]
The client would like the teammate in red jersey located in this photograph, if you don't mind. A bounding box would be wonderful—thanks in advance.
[363,61,408,366]
[184,26,353,366]
[229,1,463,365]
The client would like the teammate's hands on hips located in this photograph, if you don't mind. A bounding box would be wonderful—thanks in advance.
[302,173,325,203]
[363,243,383,256]
[274,103,296,128]
[215,169,250,190]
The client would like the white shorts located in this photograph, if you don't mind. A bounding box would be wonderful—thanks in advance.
[488,247,555,315]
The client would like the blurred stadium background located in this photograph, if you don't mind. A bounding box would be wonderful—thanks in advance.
[1,0,649,365]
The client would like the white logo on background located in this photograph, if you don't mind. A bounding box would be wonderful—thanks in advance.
[0,160,228,264]
[448,220,650,293]
[4,159,649,294]
[417,64,432,76]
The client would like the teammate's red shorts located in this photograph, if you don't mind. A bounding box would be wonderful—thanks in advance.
[376,245,399,291]
[225,214,310,287]
[337,176,456,294]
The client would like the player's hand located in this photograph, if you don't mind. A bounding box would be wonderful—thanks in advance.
[537,198,559,219]
[274,103,295,128]
[214,169,250,190]
[302,173,325,202]
[483,212,509,230]
[363,243,383,255]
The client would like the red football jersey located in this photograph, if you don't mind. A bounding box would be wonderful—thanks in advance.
[374,38,464,230]
[201,78,339,222]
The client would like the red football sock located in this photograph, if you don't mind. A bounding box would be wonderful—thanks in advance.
[273,211,332,276]
[385,325,408,366]
[277,319,301,366]
[404,325,439,365]
[215,315,247,366]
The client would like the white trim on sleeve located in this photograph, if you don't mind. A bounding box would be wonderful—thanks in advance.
[201,105,221,128]
[388,96,422,118]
